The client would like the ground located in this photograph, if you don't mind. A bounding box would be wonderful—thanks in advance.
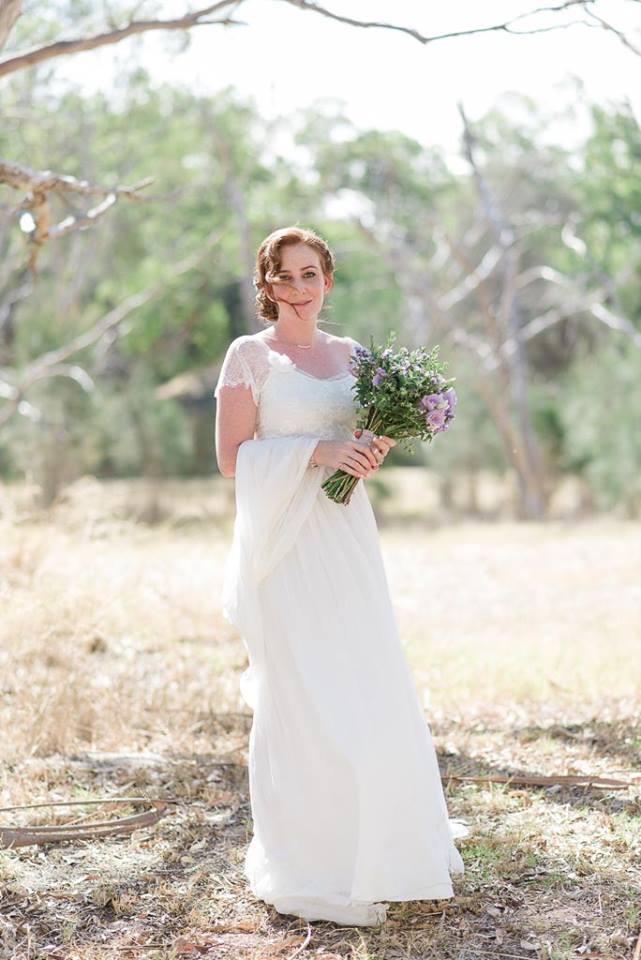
[0,476,639,960]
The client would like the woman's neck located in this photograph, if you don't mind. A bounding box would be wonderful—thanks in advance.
[264,322,321,348]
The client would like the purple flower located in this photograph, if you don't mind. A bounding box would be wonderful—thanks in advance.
[443,386,457,412]
[420,392,448,412]
[426,408,447,432]
[372,367,388,386]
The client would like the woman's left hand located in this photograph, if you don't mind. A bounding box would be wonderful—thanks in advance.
[353,428,397,470]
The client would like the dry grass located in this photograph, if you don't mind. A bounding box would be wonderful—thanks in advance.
[0,476,640,960]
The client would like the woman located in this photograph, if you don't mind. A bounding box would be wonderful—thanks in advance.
[214,226,468,927]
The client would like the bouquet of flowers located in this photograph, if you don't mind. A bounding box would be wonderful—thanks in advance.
[322,332,457,505]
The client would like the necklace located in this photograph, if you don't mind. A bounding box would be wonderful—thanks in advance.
[265,330,317,349]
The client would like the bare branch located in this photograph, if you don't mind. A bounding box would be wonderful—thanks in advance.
[0,0,21,52]
[1,160,152,201]
[0,1,245,78]
[583,3,641,57]
[280,0,596,44]
[486,293,641,374]
[49,193,120,239]
[589,300,641,344]
[438,246,503,310]
[458,100,547,516]
[448,326,495,364]
[0,0,614,80]
[514,264,570,290]
[0,159,153,273]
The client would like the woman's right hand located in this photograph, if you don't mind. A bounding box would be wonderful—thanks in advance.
[312,439,380,478]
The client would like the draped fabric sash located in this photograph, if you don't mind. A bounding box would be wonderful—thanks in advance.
[220,436,326,710]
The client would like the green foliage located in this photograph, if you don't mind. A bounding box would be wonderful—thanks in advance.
[579,102,641,322]
[2,55,641,507]
[558,339,641,512]
[85,366,194,477]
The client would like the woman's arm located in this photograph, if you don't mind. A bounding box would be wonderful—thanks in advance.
[215,384,257,478]
[214,337,266,478]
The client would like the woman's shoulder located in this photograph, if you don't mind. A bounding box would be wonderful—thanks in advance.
[323,331,363,353]
[335,333,365,358]
[215,334,271,401]
[226,332,270,355]
[221,334,274,374]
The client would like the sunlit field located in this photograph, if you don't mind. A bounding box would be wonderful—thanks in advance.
[1,475,640,960]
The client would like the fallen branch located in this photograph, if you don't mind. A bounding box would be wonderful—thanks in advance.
[0,796,172,848]
[443,772,640,790]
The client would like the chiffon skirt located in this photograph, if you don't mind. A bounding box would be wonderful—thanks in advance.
[222,436,468,922]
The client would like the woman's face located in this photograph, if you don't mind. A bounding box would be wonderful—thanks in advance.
[267,243,333,319]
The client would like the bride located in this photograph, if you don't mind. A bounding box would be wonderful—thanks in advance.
[214,226,468,927]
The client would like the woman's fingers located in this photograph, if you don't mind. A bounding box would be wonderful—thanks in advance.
[373,436,395,455]
[350,441,378,469]
[346,433,396,474]
[342,454,368,478]
[354,427,396,470]
[332,439,370,477]
[343,445,376,476]
[353,430,396,457]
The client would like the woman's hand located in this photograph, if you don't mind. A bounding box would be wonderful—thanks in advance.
[354,429,397,468]
[312,431,397,479]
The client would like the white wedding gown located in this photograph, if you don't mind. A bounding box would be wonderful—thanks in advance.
[215,334,468,926]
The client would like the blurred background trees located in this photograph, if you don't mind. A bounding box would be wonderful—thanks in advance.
[1,2,640,518]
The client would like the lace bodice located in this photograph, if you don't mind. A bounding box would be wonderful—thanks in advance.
[214,334,361,441]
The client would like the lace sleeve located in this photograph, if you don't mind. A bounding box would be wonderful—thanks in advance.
[214,336,269,405]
